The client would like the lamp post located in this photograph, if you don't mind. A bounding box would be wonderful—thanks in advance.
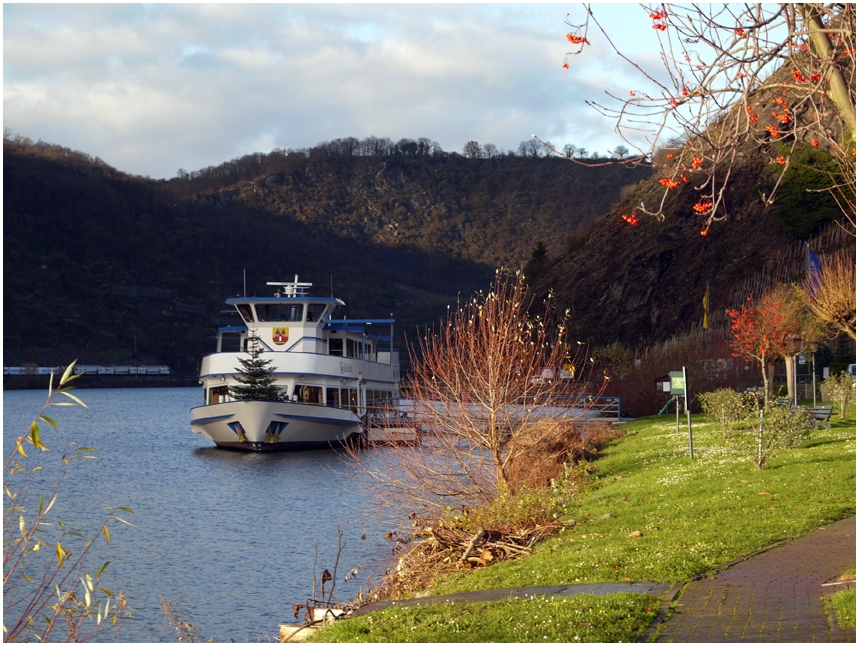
[806,340,819,406]
[786,336,803,406]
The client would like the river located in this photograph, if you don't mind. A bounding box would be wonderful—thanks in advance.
[3,387,398,642]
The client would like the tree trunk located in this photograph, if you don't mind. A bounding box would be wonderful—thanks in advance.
[801,6,856,135]
[785,356,795,401]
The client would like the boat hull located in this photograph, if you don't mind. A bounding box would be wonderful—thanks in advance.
[190,400,365,452]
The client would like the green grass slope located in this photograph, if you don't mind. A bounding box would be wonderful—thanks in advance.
[435,407,855,594]
[311,404,855,642]
[308,593,657,643]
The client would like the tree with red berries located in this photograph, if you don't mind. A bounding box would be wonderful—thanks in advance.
[549,4,855,236]
[726,292,799,405]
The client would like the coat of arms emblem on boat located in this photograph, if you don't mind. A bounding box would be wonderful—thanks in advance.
[272,328,289,345]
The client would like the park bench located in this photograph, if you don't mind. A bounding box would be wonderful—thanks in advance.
[809,405,833,431]
[776,397,792,407]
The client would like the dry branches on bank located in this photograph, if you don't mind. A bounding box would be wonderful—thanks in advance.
[374,520,565,601]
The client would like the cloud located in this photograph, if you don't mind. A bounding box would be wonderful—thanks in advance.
[3,4,659,178]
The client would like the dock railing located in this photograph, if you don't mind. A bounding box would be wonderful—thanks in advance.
[393,394,622,425]
[582,396,622,421]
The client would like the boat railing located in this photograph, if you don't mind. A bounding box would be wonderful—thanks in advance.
[254,337,275,352]
[364,398,417,428]
[281,335,322,354]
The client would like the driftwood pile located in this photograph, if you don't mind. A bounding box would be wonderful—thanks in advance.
[421,522,559,565]
[376,520,563,599]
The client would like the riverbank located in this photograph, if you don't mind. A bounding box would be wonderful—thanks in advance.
[307,401,856,642]
[3,374,199,390]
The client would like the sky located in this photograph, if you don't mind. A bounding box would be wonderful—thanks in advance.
[3,3,668,180]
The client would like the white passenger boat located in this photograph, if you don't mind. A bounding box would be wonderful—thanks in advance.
[190,277,401,451]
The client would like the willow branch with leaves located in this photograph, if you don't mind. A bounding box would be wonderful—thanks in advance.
[3,362,132,642]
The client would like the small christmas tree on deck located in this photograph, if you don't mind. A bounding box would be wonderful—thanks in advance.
[229,335,281,401]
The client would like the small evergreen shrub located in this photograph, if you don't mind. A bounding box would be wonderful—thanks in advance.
[765,403,814,449]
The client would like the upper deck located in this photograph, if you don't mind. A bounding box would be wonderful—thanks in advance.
[214,277,397,362]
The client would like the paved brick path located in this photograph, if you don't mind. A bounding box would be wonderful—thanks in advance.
[655,516,856,643]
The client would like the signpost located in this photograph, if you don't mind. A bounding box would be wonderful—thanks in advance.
[669,371,684,435]
[669,368,693,458]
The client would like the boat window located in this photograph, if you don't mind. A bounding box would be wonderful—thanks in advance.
[341,388,358,413]
[255,303,304,322]
[326,388,340,407]
[329,338,343,356]
[293,384,322,405]
[306,303,326,322]
[367,390,392,405]
[346,339,359,358]
[236,304,255,323]
[208,386,229,405]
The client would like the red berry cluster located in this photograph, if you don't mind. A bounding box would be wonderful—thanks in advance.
[693,200,713,214]
[649,10,668,30]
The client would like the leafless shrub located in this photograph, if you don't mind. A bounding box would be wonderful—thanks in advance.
[347,270,603,515]
[159,595,203,643]
[507,419,623,490]
[805,249,856,340]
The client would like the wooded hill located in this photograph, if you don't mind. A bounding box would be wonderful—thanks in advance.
[3,138,650,375]
[527,141,853,348]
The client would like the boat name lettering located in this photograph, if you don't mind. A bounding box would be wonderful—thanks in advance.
[340,362,353,375]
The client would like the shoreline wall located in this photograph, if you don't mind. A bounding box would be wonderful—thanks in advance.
[3,375,200,390]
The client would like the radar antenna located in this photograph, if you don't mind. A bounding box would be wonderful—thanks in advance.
[267,275,312,297]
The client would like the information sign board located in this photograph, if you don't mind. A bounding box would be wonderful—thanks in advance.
[669,371,685,395]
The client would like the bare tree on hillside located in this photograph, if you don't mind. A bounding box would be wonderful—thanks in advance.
[463,141,483,159]
[482,143,499,158]
[518,140,542,158]
[544,3,855,236]
[417,137,442,156]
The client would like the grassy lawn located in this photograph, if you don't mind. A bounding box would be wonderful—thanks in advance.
[826,567,857,630]
[829,589,856,629]
[312,403,855,641]
[432,405,855,594]
[307,593,657,643]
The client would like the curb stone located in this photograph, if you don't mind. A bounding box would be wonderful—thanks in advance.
[638,582,684,643]
[349,581,671,617]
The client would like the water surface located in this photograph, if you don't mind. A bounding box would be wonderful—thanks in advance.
[3,387,396,642]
